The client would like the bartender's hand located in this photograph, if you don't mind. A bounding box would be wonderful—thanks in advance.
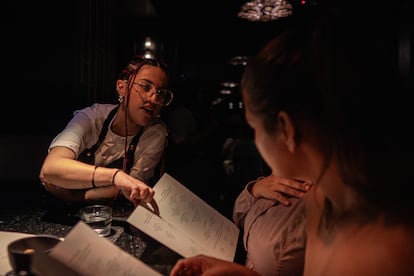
[170,255,260,276]
[112,170,159,215]
[250,174,312,206]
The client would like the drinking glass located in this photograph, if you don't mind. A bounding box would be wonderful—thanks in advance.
[79,205,112,237]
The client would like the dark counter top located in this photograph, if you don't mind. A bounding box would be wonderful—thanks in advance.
[0,191,182,276]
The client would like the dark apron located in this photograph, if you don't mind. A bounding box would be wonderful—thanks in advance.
[42,106,143,213]
[77,105,143,173]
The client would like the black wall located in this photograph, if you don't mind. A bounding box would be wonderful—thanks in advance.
[1,0,412,190]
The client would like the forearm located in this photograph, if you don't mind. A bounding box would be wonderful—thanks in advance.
[84,185,120,201]
[40,147,157,208]
[43,181,120,203]
[40,148,118,190]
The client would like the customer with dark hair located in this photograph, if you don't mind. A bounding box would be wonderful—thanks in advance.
[170,4,414,276]
[39,55,173,212]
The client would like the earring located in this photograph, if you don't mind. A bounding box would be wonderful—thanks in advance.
[118,95,124,103]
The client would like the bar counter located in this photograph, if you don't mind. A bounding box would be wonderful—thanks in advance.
[0,190,181,275]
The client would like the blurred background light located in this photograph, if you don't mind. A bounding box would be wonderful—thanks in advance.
[238,0,293,21]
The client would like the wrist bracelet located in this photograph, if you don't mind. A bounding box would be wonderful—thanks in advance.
[91,166,98,188]
[112,169,122,186]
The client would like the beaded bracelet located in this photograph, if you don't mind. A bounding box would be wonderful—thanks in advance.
[112,169,122,186]
[91,166,98,188]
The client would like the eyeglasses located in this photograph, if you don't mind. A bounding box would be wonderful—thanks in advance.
[132,79,173,106]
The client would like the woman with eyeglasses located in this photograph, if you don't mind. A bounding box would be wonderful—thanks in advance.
[39,55,173,212]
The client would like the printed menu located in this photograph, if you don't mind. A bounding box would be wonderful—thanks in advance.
[39,173,239,275]
[47,221,162,276]
[127,173,240,262]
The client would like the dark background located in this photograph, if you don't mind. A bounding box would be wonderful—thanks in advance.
[1,0,412,215]
[0,0,289,196]
[0,0,305,132]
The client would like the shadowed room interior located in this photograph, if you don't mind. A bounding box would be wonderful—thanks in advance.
[0,0,285,215]
[0,2,413,275]
[1,0,412,218]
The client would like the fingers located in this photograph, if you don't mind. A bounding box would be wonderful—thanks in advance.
[274,193,293,206]
[112,170,159,208]
[131,198,141,207]
[170,256,205,276]
[277,179,312,200]
[170,259,186,276]
[129,187,148,200]
[134,187,155,203]
[149,200,160,216]
[284,178,312,191]
[273,179,312,206]
[270,177,311,193]
[253,176,312,204]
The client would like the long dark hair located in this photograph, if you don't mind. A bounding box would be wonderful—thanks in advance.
[242,6,413,223]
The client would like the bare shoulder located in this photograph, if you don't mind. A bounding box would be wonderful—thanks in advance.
[329,222,414,275]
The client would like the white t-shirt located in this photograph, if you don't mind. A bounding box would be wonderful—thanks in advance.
[49,103,168,183]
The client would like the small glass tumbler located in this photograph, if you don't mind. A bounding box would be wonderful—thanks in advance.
[79,205,113,237]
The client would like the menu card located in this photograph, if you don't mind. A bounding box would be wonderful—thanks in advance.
[41,173,239,275]
[127,173,240,262]
[47,221,162,276]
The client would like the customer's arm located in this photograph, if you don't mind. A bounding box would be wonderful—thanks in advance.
[233,175,311,226]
